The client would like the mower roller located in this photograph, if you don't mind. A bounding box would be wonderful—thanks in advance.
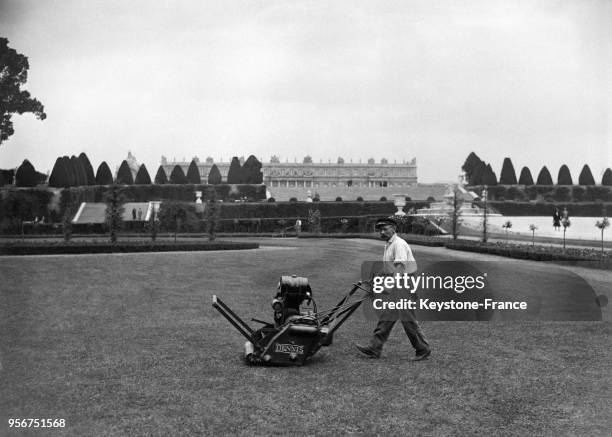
[212,275,369,366]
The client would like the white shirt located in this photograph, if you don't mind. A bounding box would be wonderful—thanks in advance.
[383,233,417,274]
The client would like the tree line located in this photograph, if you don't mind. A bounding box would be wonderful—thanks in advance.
[462,152,612,186]
[2,153,264,188]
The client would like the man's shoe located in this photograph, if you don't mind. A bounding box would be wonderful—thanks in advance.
[412,349,431,361]
[355,343,380,358]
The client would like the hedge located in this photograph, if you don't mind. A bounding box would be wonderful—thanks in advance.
[0,240,259,256]
[216,201,428,219]
[469,184,611,202]
[445,239,611,265]
[480,201,612,217]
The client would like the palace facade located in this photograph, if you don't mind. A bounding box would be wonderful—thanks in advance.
[161,156,418,188]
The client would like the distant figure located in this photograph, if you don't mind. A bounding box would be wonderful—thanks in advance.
[562,207,569,220]
[295,218,302,234]
[553,208,561,231]
[132,208,137,220]
[40,216,45,224]
[137,208,143,220]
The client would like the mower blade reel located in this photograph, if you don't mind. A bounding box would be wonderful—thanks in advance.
[212,295,255,341]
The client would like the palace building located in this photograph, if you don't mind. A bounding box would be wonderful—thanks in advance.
[161,156,418,188]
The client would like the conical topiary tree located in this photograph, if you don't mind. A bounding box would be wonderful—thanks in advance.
[499,157,517,185]
[518,167,534,185]
[243,155,263,183]
[186,159,201,184]
[461,152,483,185]
[470,160,487,185]
[154,166,168,184]
[482,164,497,186]
[15,159,38,187]
[227,157,242,184]
[536,166,553,185]
[602,168,612,186]
[61,156,74,187]
[134,164,152,184]
[49,157,70,187]
[169,165,187,184]
[96,161,114,185]
[79,152,96,185]
[578,164,595,185]
[116,160,134,185]
[70,155,87,186]
[208,164,222,184]
[557,165,573,185]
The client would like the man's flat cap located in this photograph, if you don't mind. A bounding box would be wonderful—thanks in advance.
[374,217,398,229]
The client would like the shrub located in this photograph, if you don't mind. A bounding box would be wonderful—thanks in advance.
[356,196,364,201]
[79,152,96,185]
[499,158,517,185]
[380,196,387,201]
[95,162,114,185]
[572,186,585,202]
[536,166,553,185]
[154,166,168,184]
[0,169,15,186]
[204,188,220,240]
[518,167,534,185]
[49,157,68,188]
[158,201,198,239]
[578,164,595,185]
[104,185,126,243]
[169,165,187,184]
[267,197,276,202]
[602,168,612,186]
[135,164,152,184]
[243,155,263,184]
[335,196,343,202]
[553,186,571,202]
[186,160,201,184]
[70,155,87,186]
[557,165,573,185]
[15,159,38,187]
[116,160,134,185]
[289,197,298,202]
[208,164,222,184]
[227,157,242,184]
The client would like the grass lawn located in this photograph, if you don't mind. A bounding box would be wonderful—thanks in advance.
[1,238,610,436]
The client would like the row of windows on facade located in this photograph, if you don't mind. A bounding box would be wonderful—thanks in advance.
[265,168,414,177]
[266,180,418,188]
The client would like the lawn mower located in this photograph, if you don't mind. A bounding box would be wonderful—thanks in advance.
[212,275,369,366]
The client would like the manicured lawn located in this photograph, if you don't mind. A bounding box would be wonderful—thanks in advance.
[1,238,610,436]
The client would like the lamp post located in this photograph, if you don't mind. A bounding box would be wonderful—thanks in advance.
[482,185,488,243]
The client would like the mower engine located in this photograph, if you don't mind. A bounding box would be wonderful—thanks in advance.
[212,275,366,366]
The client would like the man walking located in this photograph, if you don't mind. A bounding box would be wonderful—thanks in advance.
[356,217,431,361]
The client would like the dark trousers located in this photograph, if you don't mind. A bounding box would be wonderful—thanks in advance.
[369,318,430,355]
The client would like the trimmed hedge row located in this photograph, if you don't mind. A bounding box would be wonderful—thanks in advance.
[0,240,259,255]
[59,184,265,212]
[216,201,429,219]
[481,201,611,217]
[444,239,610,264]
[469,184,612,202]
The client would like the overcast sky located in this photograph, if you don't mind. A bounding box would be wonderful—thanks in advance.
[1,0,610,183]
